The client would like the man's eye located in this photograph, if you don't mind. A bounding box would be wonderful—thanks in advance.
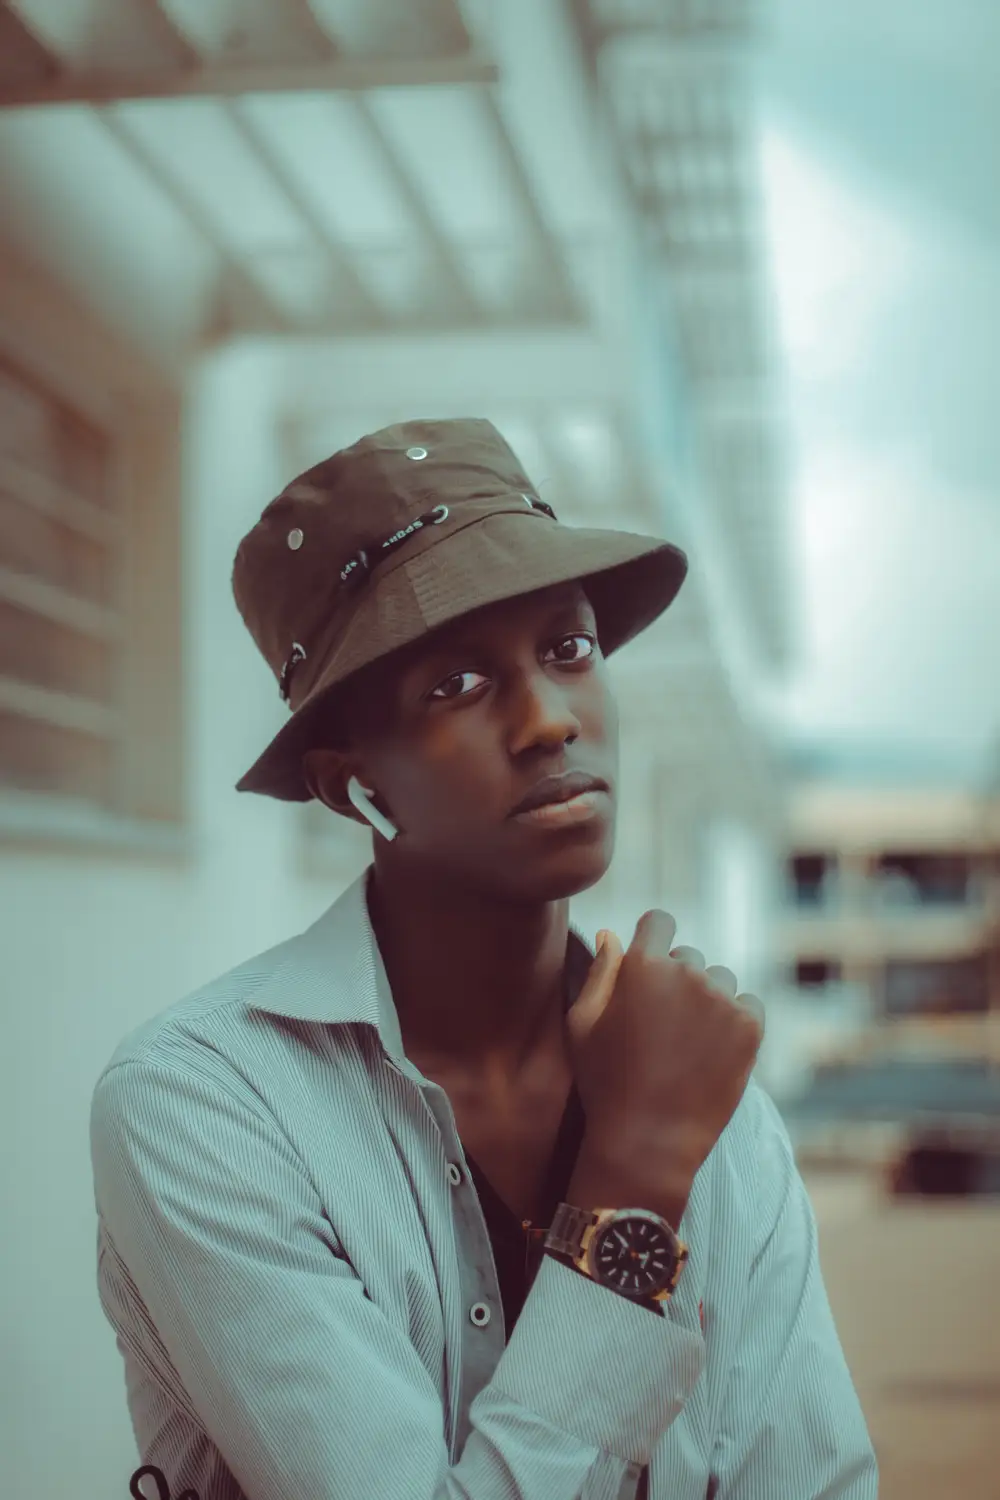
[427,634,596,701]
[429,671,484,701]
[547,633,596,663]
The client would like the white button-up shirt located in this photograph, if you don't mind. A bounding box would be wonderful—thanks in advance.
[90,867,878,1499]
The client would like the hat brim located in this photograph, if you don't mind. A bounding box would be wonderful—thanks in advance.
[236,513,688,801]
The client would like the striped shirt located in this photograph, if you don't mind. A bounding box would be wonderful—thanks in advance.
[90,866,878,1500]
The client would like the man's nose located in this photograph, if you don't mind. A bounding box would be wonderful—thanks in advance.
[507,674,583,753]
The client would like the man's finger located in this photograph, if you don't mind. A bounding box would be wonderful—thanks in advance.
[737,992,766,1035]
[565,929,624,1042]
[705,964,738,999]
[671,945,706,971]
[633,909,678,956]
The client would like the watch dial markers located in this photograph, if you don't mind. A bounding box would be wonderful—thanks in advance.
[594,1217,676,1295]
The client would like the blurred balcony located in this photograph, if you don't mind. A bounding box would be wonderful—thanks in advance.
[778,848,999,965]
[779,906,994,964]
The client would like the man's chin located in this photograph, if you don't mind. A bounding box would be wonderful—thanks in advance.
[504,840,614,904]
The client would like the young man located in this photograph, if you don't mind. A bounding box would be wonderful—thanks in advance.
[90,419,878,1500]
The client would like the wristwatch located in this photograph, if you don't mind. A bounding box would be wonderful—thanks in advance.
[543,1201,688,1310]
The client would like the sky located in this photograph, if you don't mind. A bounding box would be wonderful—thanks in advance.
[752,0,1000,784]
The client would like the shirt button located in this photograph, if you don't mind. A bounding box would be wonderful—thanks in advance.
[447,1162,463,1187]
[406,446,428,460]
[469,1302,491,1328]
[287,528,304,549]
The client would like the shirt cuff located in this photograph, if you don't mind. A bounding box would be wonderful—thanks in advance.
[542,1249,666,1315]
[487,1251,704,1465]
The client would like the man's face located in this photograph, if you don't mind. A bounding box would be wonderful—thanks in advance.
[320,581,619,903]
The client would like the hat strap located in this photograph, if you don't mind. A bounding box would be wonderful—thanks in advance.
[339,503,450,593]
[338,493,557,598]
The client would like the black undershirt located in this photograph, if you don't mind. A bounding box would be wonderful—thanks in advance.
[464,1054,586,1328]
[460,932,652,1499]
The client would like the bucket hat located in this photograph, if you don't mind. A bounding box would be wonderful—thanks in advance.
[232,417,687,801]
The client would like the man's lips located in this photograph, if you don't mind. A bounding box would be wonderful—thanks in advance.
[508,770,608,817]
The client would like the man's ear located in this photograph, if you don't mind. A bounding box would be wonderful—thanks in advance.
[301,748,327,806]
[302,748,362,823]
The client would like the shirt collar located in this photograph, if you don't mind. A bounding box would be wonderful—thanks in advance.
[245,864,596,1080]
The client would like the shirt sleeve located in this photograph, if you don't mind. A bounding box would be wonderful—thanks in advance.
[91,1053,705,1500]
[711,1082,880,1498]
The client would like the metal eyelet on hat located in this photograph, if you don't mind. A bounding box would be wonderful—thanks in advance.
[287,528,304,550]
[522,493,558,521]
[406,446,428,461]
[278,641,307,703]
[340,548,371,590]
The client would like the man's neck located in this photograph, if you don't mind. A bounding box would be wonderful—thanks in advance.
[365,863,573,1092]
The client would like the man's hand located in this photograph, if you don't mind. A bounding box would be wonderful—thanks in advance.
[566,913,766,1204]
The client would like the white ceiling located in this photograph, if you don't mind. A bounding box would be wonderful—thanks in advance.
[0,0,594,357]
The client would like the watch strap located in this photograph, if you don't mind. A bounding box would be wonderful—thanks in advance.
[545,1201,599,1259]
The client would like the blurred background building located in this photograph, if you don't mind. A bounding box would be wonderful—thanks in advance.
[776,763,1000,1151]
[0,1,997,1497]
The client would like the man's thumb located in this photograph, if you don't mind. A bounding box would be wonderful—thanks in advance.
[566,929,624,1043]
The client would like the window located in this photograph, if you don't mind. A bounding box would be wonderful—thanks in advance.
[795,958,842,989]
[788,852,835,907]
[884,954,990,1017]
[875,851,972,906]
[0,353,119,807]
[0,243,184,853]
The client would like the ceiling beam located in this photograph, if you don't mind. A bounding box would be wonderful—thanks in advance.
[131,0,202,66]
[349,93,482,321]
[96,108,293,338]
[0,2,60,84]
[477,88,582,321]
[569,0,758,52]
[222,100,386,328]
[0,50,498,110]
[136,0,338,69]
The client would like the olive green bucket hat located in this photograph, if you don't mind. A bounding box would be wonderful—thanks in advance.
[232,416,688,801]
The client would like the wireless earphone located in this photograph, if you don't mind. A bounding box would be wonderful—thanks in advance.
[346,775,398,842]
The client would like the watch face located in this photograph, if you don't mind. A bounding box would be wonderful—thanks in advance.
[591,1215,678,1297]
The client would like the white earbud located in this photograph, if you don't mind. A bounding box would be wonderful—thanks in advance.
[346,775,398,842]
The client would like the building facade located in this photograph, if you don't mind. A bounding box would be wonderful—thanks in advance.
[780,781,1000,1025]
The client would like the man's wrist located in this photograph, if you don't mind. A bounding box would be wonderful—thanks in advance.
[566,1138,691,1230]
